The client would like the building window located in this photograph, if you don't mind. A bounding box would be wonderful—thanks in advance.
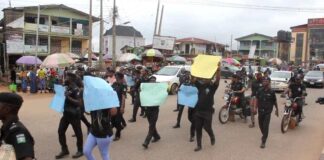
[295,33,304,64]
[309,29,324,61]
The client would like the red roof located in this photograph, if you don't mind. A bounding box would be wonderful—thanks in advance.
[176,37,224,46]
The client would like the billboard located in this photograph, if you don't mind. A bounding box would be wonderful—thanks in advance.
[153,36,175,50]
[308,18,324,26]
[6,33,24,54]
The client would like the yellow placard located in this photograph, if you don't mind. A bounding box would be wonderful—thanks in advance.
[191,55,222,79]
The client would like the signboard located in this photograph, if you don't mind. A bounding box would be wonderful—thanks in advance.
[248,45,256,59]
[308,18,324,26]
[38,25,49,32]
[6,16,24,28]
[153,36,175,50]
[24,45,48,54]
[6,33,24,54]
[51,26,70,34]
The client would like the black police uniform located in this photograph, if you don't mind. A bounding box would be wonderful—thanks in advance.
[174,72,190,127]
[143,106,160,147]
[111,82,127,139]
[0,116,35,160]
[256,87,277,144]
[251,79,263,97]
[131,77,142,121]
[194,81,218,149]
[231,81,247,117]
[58,84,83,153]
[289,83,306,118]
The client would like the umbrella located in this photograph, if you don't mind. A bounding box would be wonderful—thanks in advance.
[68,52,81,59]
[142,49,163,58]
[268,58,282,65]
[41,53,75,68]
[83,53,98,60]
[223,58,240,65]
[117,53,141,62]
[167,55,186,62]
[16,56,42,65]
[103,54,113,61]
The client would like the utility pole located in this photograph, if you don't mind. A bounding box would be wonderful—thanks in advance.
[9,0,11,7]
[230,34,233,52]
[112,0,117,69]
[35,5,40,67]
[88,0,93,67]
[158,5,164,36]
[99,0,104,70]
[153,0,160,36]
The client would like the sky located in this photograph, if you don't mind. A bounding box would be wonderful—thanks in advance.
[1,0,324,52]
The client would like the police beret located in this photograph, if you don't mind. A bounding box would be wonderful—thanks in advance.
[0,92,23,107]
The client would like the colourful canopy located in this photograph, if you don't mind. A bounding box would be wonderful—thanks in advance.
[41,53,75,68]
[16,56,42,65]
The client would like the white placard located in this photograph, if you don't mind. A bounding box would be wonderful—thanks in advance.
[153,36,176,50]
[248,45,256,58]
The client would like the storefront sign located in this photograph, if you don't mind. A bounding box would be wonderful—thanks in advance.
[51,26,70,34]
[24,45,48,53]
[308,18,324,26]
[6,33,24,54]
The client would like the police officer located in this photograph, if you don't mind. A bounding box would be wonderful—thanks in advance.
[230,74,247,121]
[288,76,306,122]
[111,72,127,141]
[193,64,221,152]
[142,76,161,149]
[256,77,279,149]
[56,73,83,159]
[173,70,190,128]
[0,92,35,160]
[129,70,142,122]
[249,72,263,128]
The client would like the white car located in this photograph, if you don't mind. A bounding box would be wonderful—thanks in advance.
[153,65,191,95]
[270,71,293,91]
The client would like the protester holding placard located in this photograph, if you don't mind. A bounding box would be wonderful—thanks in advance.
[193,62,221,152]
[142,77,162,149]
[55,73,83,159]
[111,72,127,141]
[129,70,143,122]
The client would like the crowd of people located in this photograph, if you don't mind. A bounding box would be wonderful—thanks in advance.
[0,61,321,160]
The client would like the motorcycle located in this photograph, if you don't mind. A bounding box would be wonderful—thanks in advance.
[281,97,303,133]
[218,81,251,124]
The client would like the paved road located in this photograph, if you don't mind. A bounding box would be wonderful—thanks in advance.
[2,80,324,160]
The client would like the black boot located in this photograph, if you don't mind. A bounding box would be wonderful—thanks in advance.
[128,118,136,123]
[55,149,69,159]
[72,151,83,159]
[173,124,180,128]
[194,146,202,152]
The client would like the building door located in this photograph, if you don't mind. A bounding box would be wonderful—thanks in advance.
[185,44,190,54]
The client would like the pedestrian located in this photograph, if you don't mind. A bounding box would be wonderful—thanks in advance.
[111,72,127,141]
[83,104,117,160]
[38,68,47,93]
[55,73,83,159]
[256,77,279,149]
[10,66,16,84]
[173,70,191,128]
[142,76,161,149]
[193,64,221,152]
[29,67,37,94]
[128,69,143,122]
[20,68,28,93]
[0,92,35,159]
[249,72,263,128]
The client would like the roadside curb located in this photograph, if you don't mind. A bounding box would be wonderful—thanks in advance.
[320,148,324,160]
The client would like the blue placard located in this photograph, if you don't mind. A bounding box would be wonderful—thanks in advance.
[83,76,120,112]
[50,84,66,112]
[178,85,198,108]
[125,75,135,86]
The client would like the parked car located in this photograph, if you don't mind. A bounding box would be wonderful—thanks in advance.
[221,65,240,79]
[153,65,191,95]
[315,64,324,71]
[303,71,324,88]
[270,71,293,91]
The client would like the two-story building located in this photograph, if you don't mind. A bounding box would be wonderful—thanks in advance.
[2,4,98,65]
[174,37,225,57]
[236,33,277,59]
[103,25,145,57]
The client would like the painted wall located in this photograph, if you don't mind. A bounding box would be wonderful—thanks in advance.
[290,31,307,62]
[61,39,70,53]
[81,40,89,54]
[104,35,145,56]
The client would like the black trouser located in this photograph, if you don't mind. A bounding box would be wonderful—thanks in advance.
[175,104,185,125]
[188,108,195,138]
[195,111,215,147]
[296,99,303,119]
[258,111,271,143]
[58,116,83,152]
[144,107,160,144]
[238,95,247,117]
[132,95,145,120]
[111,112,124,138]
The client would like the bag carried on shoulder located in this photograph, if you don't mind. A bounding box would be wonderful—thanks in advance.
[9,84,17,93]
